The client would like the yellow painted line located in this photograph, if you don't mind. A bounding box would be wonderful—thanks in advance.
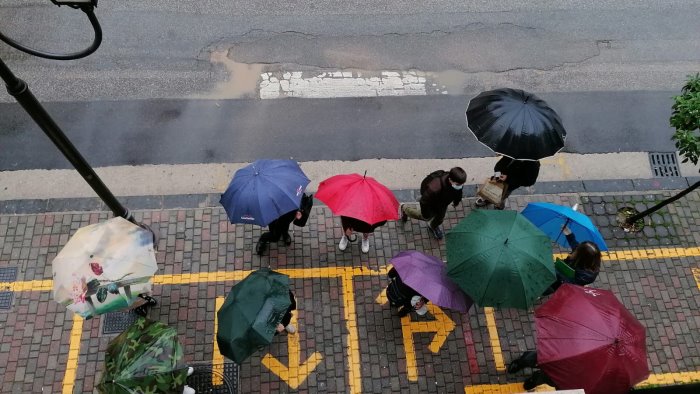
[692,268,700,291]
[62,315,83,394]
[465,382,554,393]
[401,304,455,381]
[340,271,362,394]
[464,371,700,393]
[638,371,700,385]
[212,296,225,386]
[5,247,700,292]
[262,312,323,389]
[484,307,505,372]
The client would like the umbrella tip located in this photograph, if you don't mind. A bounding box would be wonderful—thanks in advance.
[504,238,508,245]
[363,170,367,179]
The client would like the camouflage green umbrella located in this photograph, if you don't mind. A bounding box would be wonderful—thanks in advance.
[97,317,188,394]
[217,268,291,364]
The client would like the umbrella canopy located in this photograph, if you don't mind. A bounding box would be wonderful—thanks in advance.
[522,202,608,251]
[466,88,566,160]
[446,210,555,309]
[536,284,649,394]
[220,159,310,226]
[97,317,188,394]
[52,217,158,319]
[315,173,399,225]
[390,250,473,313]
[217,268,292,364]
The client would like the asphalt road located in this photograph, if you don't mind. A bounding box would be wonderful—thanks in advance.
[0,90,677,170]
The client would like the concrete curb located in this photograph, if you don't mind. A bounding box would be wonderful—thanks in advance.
[2,176,698,215]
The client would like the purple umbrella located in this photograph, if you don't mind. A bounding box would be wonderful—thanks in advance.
[390,250,473,313]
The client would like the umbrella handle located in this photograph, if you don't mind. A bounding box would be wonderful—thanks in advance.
[555,217,571,245]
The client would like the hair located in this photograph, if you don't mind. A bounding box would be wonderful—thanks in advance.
[448,167,467,184]
[569,241,602,271]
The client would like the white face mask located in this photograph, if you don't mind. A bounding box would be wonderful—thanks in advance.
[451,183,463,190]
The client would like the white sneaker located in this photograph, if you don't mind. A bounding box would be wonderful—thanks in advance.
[361,238,370,253]
[183,385,196,394]
[338,235,349,251]
[285,324,296,334]
[187,367,194,376]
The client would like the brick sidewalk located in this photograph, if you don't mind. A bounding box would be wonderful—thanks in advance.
[1,189,699,393]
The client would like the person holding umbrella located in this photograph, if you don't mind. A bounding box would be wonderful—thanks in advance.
[256,193,314,256]
[400,167,467,240]
[315,172,399,254]
[475,156,540,209]
[543,225,602,295]
[386,266,429,317]
[275,289,298,334]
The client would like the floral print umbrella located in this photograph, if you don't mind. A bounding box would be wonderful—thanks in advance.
[52,217,158,319]
[97,317,189,394]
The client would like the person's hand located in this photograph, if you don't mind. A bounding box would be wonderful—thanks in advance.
[562,226,572,235]
[276,323,285,333]
[499,174,508,181]
[295,211,303,220]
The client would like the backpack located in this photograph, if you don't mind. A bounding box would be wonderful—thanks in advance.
[420,170,447,195]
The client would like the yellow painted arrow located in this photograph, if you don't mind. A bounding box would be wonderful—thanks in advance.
[401,304,455,381]
[261,313,323,389]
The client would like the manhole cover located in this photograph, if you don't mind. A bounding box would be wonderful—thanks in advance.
[649,152,680,177]
[102,311,138,335]
[187,362,239,394]
[0,266,18,282]
[0,292,13,310]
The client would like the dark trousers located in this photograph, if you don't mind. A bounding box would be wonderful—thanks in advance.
[403,202,447,229]
[514,351,556,389]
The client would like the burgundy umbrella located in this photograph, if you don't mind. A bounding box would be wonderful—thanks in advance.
[390,250,473,313]
[536,284,649,394]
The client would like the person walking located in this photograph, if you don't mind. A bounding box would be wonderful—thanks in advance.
[543,225,602,295]
[275,289,298,335]
[256,193,313,255]
[338,216,387,254]
[386,267,429,317]
[400,167,467,240]
[475,156,540,209]
[507,350,557,390]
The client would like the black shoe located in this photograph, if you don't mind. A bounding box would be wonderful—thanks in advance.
[256,240,268,255]
[283,233,292,246]
[400,204,408,223]
[523,371,546,390]
[474,197,488,207]
[507,358,525,374]
[429,226,444,240]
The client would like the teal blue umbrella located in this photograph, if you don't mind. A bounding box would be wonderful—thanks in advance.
[521,202,608,251]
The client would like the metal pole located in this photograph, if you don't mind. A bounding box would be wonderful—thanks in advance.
[0,57,132,222]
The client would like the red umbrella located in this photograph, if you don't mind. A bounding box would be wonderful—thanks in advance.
[316,173,399,224]
[535,284,649,394]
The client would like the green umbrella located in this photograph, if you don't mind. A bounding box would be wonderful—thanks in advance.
[446,210,555,309]
[97,317,188,394]
[217,268,291,364]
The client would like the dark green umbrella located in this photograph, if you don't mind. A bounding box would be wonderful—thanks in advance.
[446,210,555,309]
[217,268,291,364]
[97,317,188,394]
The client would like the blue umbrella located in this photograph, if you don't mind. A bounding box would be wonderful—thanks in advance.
[220,160,310,226]
[521,202,608,251]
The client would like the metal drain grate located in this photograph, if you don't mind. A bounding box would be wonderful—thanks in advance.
[0,267,18,282]
[0,292,13,310]
[649,152,680,177]
[102,311,138,335]
[187,362,239,394]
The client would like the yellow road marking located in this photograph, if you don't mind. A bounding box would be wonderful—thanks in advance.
[62,315,83,394]
[400,304,456,381]
[212,296,225,386]
[464,371,700,393]
[693,268,700,291]
[484,307,505,372]
[340,271,362,394]
[261,313,324,389]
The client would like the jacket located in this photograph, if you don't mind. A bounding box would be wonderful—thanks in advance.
[557,233,599,286]
[419,173,462,210]
[494,157,540,188]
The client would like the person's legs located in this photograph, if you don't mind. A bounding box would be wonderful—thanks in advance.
[428,206,447,239]
[496,186,518,210]
[256,232,275,255]
[508,350,538,373]
[523,370,550,390]
[361,233,370,253]
[402,204,427,221]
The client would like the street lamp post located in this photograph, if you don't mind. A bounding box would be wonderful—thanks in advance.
[0,0,133,221]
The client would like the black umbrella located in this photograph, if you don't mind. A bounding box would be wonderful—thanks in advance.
[466,88,566,160]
